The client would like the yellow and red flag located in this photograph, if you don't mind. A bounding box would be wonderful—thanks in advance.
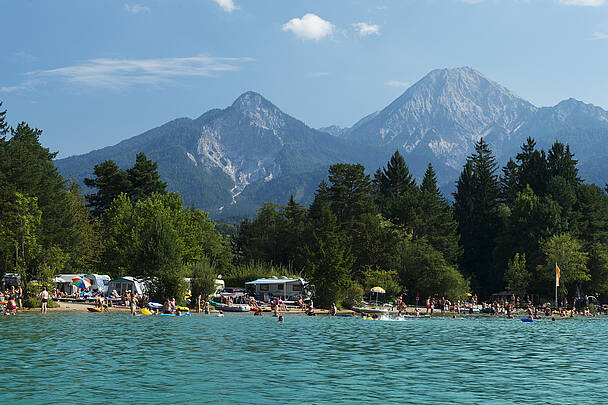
[556,263,561,287]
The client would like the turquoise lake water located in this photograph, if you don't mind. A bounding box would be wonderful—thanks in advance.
[1,312,606,404]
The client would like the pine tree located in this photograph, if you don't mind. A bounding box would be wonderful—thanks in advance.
[127,152,167,202]
[2,123,72,250]
[0,101,9,136]
[278,196,309,271]
[63,179,101,272]
[516,137,549,196]
[373,150,416,201]
[415,164,461,264]
[453,139,501,296]
[453,161,476,278]
[308,180,330,223]
[306,206,354,308]
[373,150,418,229]
[326,163,382,281]
[327,163,375,227]
[235,203,282,264]
[547,142,580,186]
[84,160,130,217]
[499,159,518,204]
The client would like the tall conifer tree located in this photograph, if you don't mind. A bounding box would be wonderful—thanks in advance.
[373,150,418,229]
[454,139,500,295]
[84,160,130,217]
[516,137,549,196]
[127,152,167,202]
[415,164,461,264]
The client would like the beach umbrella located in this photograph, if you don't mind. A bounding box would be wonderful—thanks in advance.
[72,276,91,290]
[370,286,385,305]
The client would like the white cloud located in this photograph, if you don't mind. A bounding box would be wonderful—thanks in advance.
[385,80,410,88]
[14,55,253,90]
[0,77,37,93]
[592,31,608,39]
[124,4,150,14]
[282,14,334,41]
[213,0,239,13]
[0,86,21,93]
[556,0,605,5]
[352,22,380,37]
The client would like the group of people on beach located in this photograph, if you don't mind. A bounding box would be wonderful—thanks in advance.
[0,285,21,315]
[422,295,479,315]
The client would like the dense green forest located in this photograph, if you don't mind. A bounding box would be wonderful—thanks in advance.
[2,102,608,307]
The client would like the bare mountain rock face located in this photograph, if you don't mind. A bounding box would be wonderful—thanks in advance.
[56,91,380,218]
[344,67,538,170]
[57,68,608,219]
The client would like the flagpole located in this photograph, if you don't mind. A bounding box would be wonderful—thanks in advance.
[555,262,558,308]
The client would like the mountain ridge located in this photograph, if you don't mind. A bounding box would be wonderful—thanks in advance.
[56,68,608,218]
[56,90,384,218]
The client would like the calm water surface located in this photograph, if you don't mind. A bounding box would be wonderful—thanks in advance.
[1,312,606,404]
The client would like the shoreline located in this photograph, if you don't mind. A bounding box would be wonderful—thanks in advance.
[10,302,576,317]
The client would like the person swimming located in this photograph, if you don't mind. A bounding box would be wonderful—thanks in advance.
[278,315,284,323]
[217,310,224,317]
[6,297,17,315]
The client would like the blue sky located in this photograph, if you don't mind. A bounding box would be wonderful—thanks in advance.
[1,0,608,157]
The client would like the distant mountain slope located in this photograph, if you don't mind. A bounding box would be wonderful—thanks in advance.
[340,67,608,192]
[56,92,384,218]
[57,68,608,219]
[345,67,538,169]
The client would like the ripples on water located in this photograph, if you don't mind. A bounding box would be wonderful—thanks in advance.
[1,312,606,404]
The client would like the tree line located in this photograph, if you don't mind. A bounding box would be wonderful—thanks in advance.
[236,137,608,307]
[2,100,608,307]
[0,103,228,303]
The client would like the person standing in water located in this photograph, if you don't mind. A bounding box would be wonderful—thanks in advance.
[40,287,49,314]
[17,286,23,309]
[130,295,138,316]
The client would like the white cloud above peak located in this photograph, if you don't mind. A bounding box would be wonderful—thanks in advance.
[352,22,380,37]
[282,14,334,41]
[557,0,605,5]
[385,80,410,88]
[213,0,239,13]
[124,4,150,14]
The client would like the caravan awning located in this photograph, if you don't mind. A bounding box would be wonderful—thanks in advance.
[54,274,85,283]
[245,278,305,285]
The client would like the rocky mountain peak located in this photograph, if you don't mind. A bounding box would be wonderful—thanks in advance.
[390,66,535,116]
[345,66,538,168]
[228,91,287,132]
[232,91,277,113]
